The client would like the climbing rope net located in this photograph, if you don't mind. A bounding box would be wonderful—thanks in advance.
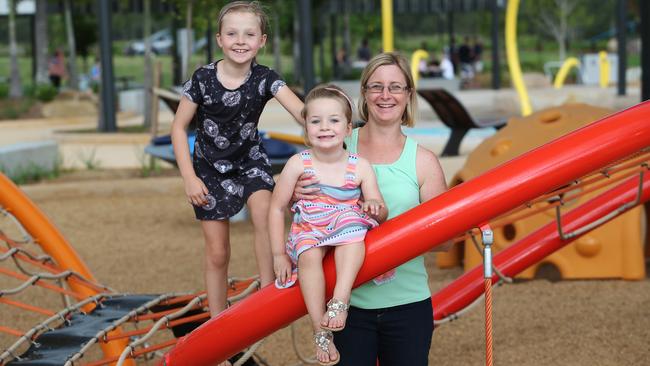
[1,150,648,365]
[0,211,264,366]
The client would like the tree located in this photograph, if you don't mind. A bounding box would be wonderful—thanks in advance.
[34,0,49,84]
[528,0,580,61]
[8,0,22,98]
[63,0,79,90]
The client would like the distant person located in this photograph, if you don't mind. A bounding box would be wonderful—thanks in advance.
[356,38,371,62]
[271,85,386,365]
[170,6,303,366]
[439,51,455,80]
[472,37,484,73]
[458,36,474,80]
[48,49,66,89]
[335,46,350,78]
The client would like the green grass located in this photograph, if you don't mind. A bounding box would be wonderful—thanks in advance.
[0,36,640,92]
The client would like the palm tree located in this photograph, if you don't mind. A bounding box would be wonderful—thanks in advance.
[34,0,49,85]
[8,0,23,98]
[63,0,79,90]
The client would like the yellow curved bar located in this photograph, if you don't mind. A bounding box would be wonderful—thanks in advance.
[505,0,532,116]
[0,173,134,365]
[553,57,581,89]
[410,49,429,88]
[599,51,610,88]
[265,131,306,146]
[381,0,394,52]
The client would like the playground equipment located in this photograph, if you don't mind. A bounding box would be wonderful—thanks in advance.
[158,102,650,365]
[1,101,648,365]
[416,88,507,156]
[437,104,646,280]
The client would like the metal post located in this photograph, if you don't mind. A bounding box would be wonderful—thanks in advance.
[491,0,500,89]
[617,0,627,96]
[97,0,116,132]
[640,0,649,101]
[298,0,315,93]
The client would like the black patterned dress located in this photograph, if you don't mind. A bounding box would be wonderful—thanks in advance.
[182,60,287,220]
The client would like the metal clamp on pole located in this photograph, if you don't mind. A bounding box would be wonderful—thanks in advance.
[480,225,494,279]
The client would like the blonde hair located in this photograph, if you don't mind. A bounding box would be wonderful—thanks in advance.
[301,84,353,147]
[217,1,269,34]
[357,52,417,127]
[301,84,353,124]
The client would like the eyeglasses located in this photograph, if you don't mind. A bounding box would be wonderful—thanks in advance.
[364,83,410,94]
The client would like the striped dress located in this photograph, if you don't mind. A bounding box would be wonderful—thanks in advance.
[275,150,378,289]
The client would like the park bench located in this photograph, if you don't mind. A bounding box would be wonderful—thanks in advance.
[417,88,508,156]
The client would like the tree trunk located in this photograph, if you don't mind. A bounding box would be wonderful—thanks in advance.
[63,0,79,90]
[34,0,49,85]
[292,4,301,85]
[143,0,153,128]
[183,0,194,81]
[272,10,281,74]
[8,0,22,98]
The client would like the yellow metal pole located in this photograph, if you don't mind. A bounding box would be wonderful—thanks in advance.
[553,57,581,89]
[381,0,394,52]
[599,51,610,88]
[505,0,532,116]
[411,49,429,87]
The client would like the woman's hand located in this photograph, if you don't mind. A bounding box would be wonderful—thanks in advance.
[361,199,385,218]
[273,253,292,286]
[291,172,320,202]
[184,175,209,207]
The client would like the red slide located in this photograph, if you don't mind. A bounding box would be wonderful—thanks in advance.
[161,101,650,366]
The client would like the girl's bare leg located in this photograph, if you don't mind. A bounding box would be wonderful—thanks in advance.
[298,248,339,364]
[201,220,231,317]
[247,190,275,287]
[321,241,365,330]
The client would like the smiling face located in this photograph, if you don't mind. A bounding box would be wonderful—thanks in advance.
[216,11,267,66]
[304,97,352,151]
[363,64,411,126]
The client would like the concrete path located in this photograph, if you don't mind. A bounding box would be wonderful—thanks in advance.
[0,84,643,182]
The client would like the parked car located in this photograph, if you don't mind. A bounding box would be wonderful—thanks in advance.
[124,29,207,56]
[124,29,172,55]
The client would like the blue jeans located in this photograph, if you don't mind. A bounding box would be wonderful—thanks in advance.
[333,298,434,366]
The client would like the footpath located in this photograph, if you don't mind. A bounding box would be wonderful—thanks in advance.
[0,84,642,184]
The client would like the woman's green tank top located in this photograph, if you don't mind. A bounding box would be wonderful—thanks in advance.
[345,128,430,309]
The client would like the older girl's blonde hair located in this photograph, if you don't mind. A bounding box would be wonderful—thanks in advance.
[217,1,269,34]
[357,52,417,127]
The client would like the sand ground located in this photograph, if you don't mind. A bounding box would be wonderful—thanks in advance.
[2,170,648,366]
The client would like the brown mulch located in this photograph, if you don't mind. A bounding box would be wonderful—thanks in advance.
[3,170,649,365]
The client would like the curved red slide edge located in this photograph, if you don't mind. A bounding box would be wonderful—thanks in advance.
[161,101,650,366]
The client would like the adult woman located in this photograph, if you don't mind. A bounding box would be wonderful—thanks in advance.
[295,52,450,365]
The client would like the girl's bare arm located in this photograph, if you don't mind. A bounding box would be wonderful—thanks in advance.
[274,85,305,126]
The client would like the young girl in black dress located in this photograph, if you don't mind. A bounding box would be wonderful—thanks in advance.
[171,1,303,332]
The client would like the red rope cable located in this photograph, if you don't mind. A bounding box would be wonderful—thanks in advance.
[0,297,56,316]
[84,338,177,366]
[484,278,493,366]
[0,325,24,337]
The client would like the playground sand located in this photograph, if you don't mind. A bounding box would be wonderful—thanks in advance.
[9,171,650,366]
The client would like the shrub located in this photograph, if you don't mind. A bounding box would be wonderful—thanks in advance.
[33,84,58,102]
[0,83,8,99]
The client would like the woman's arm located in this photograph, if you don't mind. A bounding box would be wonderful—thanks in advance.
[416,146,453,252]
[274,86,305,126]
[269,155,303,285]
[357,158,388,223]
[171,97,207,206]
